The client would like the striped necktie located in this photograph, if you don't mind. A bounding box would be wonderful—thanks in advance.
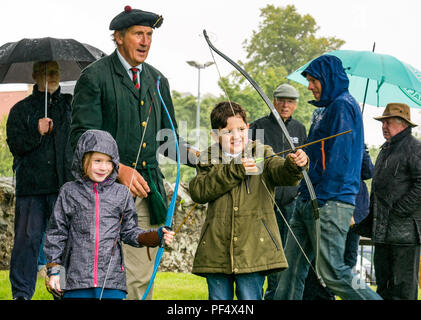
[130,67,140,90]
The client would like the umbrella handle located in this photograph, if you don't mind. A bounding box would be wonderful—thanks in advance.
[45,82,48,118]
[45,65,48,118]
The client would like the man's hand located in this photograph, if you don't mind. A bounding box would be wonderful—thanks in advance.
[118,163,150,198]
[38,118,53,135]
[288,149,308,167]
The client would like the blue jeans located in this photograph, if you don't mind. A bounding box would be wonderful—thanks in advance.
[274,198,382,300]
[206,272,265,300]
[302,224,361,300]
[37,227,47,269]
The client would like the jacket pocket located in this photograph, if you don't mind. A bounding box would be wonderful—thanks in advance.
[198,222,210,247]
[386,212,417,244]
[72,213,91,238]
[261,218,280,251]
[117,240,125,271]
[414,218,421,244]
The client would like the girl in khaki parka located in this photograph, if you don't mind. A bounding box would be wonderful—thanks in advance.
[189,101,308,300]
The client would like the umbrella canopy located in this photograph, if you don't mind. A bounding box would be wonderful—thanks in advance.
[287,50,421,108]
[0,37,106,83]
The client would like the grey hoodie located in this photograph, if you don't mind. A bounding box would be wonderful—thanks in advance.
[44,129,153,292]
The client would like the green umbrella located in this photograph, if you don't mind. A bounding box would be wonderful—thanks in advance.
[287,49,421,110]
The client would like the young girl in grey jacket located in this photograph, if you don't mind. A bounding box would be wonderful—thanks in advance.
[44,130,174,299]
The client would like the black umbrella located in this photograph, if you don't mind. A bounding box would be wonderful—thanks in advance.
[0,37,106,117]
[0,37,106,83]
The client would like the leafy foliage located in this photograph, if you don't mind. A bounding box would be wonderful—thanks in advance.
[162,4,347,182]
[244,4,345,74]
[368,145,381,164]
[0,115,13,177]
[161,92,220,183]
[220,4,345,129]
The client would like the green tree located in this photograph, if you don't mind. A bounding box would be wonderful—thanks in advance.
[160,91,220,184]
[171,90,219,146]
[244,4,345,74]
[221,4,345,129]
[162,5,346,182]
[368,145,380,164]
[0,115,13,177]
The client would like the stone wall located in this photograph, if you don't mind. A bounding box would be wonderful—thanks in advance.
[0,177,14,270]
[160,181,206,273]
[0,178,206,273]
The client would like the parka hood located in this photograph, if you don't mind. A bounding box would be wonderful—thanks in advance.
[302,55,349,107]
[72,129,120,183]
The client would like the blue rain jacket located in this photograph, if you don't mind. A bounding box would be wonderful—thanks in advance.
[299,55,364,206]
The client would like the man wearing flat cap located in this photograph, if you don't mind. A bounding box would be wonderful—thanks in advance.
[362,103,421,299]
[249,83,307,300]
[70,6,195,300]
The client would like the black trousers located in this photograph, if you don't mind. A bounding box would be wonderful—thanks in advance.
[374,243,420,300]
[9,194,57,299]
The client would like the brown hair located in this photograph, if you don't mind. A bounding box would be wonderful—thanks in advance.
[82,152,94,177]
[32,61,59,76]
[210,101,247,129]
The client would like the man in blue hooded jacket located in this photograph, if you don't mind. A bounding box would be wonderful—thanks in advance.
[274,55,382,300]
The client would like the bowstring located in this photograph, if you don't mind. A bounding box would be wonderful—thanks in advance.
[261,179,318,277]
[207,45,236,118]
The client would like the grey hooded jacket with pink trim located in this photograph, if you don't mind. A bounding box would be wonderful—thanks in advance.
[44,129,153,292]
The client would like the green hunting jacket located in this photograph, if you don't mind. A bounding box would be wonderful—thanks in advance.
[70,50,181,224]
[189,141,306,276]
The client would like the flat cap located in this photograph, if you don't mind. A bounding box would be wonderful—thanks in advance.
[109,5,163,30]
[273,83,299,99]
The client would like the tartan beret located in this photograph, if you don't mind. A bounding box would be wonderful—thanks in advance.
[109,6,163,30]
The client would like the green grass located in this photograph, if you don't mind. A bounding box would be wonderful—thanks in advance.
[0,270,208,300]
[153,272,208,300]
[1,270,419,300]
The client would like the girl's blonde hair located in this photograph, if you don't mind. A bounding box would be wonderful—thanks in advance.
[82,152,94,177]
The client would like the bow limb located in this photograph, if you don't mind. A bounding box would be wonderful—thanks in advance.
[203,29,319,212]
[141,75,181,300]
[203,30,325,287]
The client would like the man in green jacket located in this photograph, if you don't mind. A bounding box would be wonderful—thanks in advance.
[70,6,195,300]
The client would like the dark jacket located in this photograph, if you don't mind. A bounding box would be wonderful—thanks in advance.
[45,130,158,292]
[189,141,306,276]
[353,146,374,224]
[250,114,307,205]
[370,127,421,245]
[299,55,364,206]
[70,50,192,225]
[6,85,73,196]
